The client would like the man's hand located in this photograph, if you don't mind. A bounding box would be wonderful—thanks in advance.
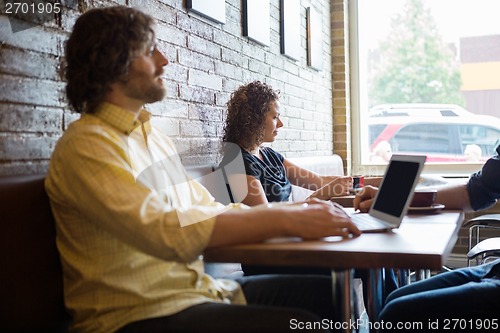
[283,199,361,239]
[353,185,378,212]
[210,199,360,249]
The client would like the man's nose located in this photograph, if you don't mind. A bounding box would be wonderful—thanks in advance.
[155,49,169,66]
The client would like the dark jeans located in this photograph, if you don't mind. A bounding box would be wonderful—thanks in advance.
[243,264,399,309]
[116,274,337,333]
[378,259,500,332]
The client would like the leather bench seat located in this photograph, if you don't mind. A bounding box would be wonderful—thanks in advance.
[0,174,70,333]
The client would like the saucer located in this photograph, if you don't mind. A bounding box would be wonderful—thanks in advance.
[408,204,445,214]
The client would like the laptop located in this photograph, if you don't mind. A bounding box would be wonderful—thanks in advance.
[350,154,426,233]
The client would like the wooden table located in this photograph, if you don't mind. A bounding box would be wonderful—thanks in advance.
[204,210,464,333]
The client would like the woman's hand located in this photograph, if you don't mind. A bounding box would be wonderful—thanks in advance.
[308,176,353,200]
[353,185,378,212]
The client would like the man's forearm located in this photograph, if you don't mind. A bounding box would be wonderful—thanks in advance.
[207,205,284,249]
[435,184,472,211]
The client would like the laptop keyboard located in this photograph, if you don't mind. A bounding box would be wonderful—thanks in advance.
[351,214,388,231]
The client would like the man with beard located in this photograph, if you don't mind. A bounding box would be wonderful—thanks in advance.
[45,6,360,333]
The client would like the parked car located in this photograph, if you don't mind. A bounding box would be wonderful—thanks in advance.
[367,105,500,163]
[368,103,474,118]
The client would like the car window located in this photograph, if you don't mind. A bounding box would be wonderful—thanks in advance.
[391,123,459,154]
[440,110,460,117]
[369,124,387,145]
[371,122,500,162]
[458,124,500,157]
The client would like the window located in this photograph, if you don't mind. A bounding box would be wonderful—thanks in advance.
[350,0,500,176]
[393,124,453,154]
[458,124,500,156]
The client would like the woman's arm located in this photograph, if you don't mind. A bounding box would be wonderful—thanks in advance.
[283,158,331,189]
[227,173,269,206]
[283,158,352,199]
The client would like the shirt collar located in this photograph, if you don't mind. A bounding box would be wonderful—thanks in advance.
[94,102,151,135]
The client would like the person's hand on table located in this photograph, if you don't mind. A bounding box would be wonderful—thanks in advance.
[282,198,361,239]
[353,185,378,212]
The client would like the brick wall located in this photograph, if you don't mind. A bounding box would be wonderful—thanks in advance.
[0,0,342,175]
[331,0,350,175]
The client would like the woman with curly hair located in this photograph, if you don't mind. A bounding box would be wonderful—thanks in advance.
[219,81,396,300]
[220,80,352,206]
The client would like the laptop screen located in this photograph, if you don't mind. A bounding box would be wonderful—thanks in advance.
[372,160,421,217]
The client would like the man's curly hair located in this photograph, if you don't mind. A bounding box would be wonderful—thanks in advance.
[222,81,280,150]
[64,6,155,114]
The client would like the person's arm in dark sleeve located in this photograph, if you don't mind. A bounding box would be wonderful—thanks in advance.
[467,145,500,211]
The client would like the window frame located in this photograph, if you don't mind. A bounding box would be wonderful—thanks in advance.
[348,0,487,177]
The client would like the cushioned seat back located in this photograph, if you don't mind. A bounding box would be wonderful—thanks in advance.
[185,164,233,204]
[0,175,70,333]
